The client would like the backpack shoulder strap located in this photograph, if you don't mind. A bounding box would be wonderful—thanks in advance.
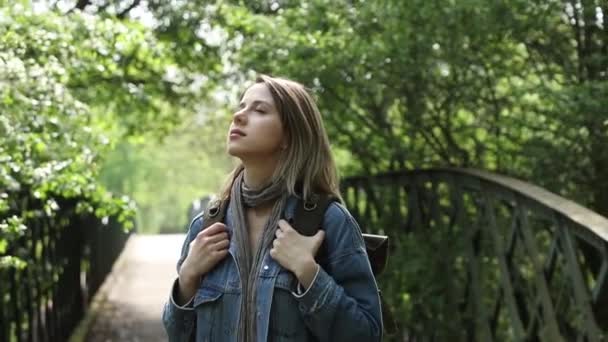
[291,194,338,263]
[202,198,229,229]
[291,194,337,237]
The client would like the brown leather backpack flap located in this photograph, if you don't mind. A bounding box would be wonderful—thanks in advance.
[362,234,388,276]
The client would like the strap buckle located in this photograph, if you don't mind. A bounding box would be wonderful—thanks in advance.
[303,201,317,211]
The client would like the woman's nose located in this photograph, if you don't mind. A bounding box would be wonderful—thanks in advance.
[233,109,247,125]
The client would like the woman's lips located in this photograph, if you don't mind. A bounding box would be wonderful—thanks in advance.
[229,129,246,140]
[229,128,246,136]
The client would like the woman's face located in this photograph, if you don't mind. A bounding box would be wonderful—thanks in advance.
[227,83,286,160]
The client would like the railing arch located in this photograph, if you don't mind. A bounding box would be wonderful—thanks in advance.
[342,168,608,341]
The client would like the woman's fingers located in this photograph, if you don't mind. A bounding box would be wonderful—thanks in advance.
[202,232,229,245]
[211,238,230,251]
[199,222,227,237]
[277,219,293,232]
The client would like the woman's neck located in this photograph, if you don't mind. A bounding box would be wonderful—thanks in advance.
[242,158,279,190]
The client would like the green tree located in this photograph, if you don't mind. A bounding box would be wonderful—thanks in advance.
[0,1,225,262]
[202,0,608,213]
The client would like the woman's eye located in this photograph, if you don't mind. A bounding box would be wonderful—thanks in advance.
[255,108,266,113]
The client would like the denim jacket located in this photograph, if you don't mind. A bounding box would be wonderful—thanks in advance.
[162,195,383,342]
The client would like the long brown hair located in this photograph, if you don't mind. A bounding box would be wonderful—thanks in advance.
[218,74,341,202]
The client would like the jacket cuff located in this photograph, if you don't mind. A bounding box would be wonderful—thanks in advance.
[292,264,320,297]
[162,278,197,339]
[291,266,334,314]
[169,277,196,310]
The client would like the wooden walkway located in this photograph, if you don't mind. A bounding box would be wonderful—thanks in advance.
[85,234,185,342]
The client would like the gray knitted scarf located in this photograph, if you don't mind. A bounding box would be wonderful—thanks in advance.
[229,170,287,342]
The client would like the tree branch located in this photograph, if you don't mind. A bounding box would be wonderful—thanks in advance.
[117,0,142,19]
[67,0,91,13]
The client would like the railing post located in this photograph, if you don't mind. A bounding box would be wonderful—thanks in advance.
[558,217,602,340]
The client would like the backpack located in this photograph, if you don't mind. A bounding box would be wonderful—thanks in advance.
[201,194,398,336]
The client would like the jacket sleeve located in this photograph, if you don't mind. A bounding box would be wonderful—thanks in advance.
[161,215,204,342]
[291,202,383,342]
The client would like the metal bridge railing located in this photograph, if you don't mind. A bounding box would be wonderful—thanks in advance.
[0,197,130,342]
[342,168,608,341]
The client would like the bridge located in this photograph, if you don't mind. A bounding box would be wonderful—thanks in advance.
[1,168,607,341]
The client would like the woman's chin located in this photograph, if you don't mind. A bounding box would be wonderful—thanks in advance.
[227,145,245,158]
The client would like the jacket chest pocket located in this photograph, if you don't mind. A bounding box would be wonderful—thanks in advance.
[269,270,309,342]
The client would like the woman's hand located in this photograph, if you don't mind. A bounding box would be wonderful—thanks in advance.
[179,223,230,286]
[270,219,325,289]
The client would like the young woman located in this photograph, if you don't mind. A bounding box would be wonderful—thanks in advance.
[162,75,383,341]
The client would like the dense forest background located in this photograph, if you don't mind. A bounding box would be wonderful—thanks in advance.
[2,0,606,240]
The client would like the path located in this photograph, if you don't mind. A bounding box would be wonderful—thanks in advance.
[85,234,185,342]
